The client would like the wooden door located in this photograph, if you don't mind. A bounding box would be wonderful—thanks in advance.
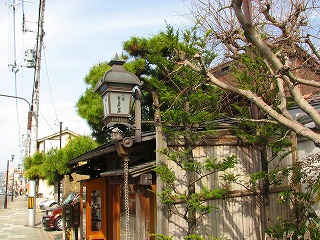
[107,182,156,239]
[86,178,107,240]
[135,185,156,240]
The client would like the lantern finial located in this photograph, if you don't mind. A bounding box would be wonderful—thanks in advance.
[109,53,125,66]
[114,53,120,60]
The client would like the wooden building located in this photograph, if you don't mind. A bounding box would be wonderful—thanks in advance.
[68,127,292,239]
[68,132,156,240]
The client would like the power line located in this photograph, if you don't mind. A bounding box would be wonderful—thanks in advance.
[14,73,21,148]
[39,110,55,132]
[43,45,59,123]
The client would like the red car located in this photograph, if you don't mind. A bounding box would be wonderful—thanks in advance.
[42,192,80,231]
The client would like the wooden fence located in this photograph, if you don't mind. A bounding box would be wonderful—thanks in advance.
[162,132,292,239]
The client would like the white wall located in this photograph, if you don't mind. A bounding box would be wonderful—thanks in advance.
[38,179,54,199]
[298,137,320,159]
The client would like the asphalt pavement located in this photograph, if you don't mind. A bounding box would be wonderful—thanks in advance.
[0,195,62,239]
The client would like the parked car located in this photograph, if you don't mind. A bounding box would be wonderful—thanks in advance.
[39,199,58,210]
[42,192,80,231]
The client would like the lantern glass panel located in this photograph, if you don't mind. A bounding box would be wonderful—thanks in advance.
[102,93,109,117]
[109,92,132,115]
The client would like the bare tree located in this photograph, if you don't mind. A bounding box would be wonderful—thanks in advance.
[183,0,320,146]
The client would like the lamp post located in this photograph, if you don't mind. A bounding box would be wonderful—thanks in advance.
[94,54,141,239]
[11,165,15,201]
[4,155,14,209]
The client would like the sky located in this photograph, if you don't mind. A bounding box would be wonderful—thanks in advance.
[0,0,190,172]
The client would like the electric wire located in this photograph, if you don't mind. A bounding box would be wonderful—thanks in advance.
[39,110,55,132]
[43,45,59,124]
[14,73,21,154]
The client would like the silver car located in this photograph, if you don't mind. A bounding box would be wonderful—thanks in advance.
[39,199,58,210]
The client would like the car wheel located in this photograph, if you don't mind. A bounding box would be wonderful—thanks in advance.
[54,216,63,231]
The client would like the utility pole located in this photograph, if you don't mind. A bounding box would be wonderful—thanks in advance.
[58,121,62,204]
[28,0,45,227]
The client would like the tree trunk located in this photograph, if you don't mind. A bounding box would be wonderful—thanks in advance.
[260,145,270,238]
[184,99,197,235]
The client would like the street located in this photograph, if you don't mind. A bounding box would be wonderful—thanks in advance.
[0,195,62,239]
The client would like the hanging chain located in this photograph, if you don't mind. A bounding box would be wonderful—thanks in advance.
[124,156,130,240]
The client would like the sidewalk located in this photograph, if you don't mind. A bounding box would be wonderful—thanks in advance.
[0,196,62,239]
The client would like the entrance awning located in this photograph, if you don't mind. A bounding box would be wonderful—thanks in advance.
[100,161,155,178]
[68,132,156,176]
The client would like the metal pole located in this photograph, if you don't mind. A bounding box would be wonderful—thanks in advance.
[11,169,14,201]
[28,0,45,227]
[4,160,10,209]
[0,94,31,109]
[57,122,62,204]
[59,122,62,149]
[4,155,14,208]
[134,89,142,143]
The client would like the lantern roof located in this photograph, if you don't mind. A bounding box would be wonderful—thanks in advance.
[93,54,140,94]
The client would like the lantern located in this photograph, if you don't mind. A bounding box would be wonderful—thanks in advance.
[93,54,140,128]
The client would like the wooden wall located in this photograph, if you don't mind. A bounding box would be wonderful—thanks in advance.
[161,135,292,239]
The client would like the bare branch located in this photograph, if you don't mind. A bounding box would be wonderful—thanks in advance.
[231,0,320,128]
[306,37,320,61]
[183,57,320,146]
[184,0,320,146]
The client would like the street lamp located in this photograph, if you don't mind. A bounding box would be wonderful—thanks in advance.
[4,155,14,209]
[93,54,140,129]
[93,54,141,239]
[11,164,15,201]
